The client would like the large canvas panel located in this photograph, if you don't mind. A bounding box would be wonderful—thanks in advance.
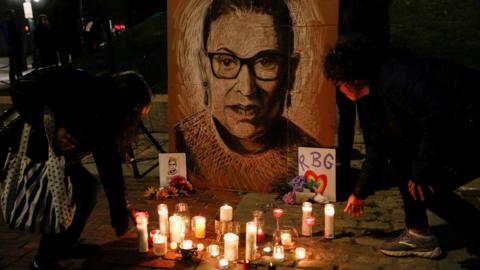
[168,0,338,192]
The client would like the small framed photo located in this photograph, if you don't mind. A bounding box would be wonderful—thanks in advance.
[159,153,187,187]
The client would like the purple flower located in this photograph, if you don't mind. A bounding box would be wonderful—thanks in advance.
[289,176,306,191]
[283,191,295,205]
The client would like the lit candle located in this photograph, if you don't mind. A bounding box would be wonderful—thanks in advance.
[153,234,167,256]
[170,241,177,250]
[197,243,205,251]
[220,204,233,222]
[150,229,161,242]
[295,247,306,260]
[324,203,335,239]
[256,227,265,243]
[280,232,292,246]
[301,202,312,236]
[273,244,284,262]
[219,257,229,269]
[208,244,220,257]
[192,216,206,239]
[245,221,257,261]
[223,233,239,261]
[263,246,272,255]
[272,208,284,218]
[169,215,184,243]
[181,239,193,250]
[157,204,169,236]
[135,212,149,253]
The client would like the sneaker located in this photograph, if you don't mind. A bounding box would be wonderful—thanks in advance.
[380,230,442,258]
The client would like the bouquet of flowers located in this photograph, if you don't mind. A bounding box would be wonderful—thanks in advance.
[281,174,329,205]
[143,175,194,200]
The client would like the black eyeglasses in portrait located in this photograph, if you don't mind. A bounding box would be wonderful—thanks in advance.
[208,51,288,81]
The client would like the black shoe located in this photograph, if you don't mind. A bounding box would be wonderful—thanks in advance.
[59,243,102,259]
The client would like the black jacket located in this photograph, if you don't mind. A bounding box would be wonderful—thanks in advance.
[354,53,480,198]
[9,67,129,233]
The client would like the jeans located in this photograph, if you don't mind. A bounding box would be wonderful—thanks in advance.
[36,164,100,265]
[399,165,480,240]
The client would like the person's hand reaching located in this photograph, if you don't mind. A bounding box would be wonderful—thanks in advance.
[344,194,365,217]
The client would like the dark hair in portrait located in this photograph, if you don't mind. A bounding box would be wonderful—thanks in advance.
[203,0,294,55]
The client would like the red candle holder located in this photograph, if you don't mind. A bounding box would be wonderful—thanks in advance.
[305,216,316,241]
[272,208,284,218]
[305,216,316,227]
[273,208,284,232]
[256,227,265,243]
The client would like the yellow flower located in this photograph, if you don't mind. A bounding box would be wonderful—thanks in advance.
[144,186,157,198]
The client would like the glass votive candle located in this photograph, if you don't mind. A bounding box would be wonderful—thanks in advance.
[175,202,191,232]
[273,245,284,262]
[197,243,205,251]
[180,240,193,250]
[218,256,229,269]
[152,234,167,256]
[262,245,272,256]
[170,241,178,250]
[208,244,220,257]
[280,231,293,246]
[295,247,306,260]
[192,216,206,239]
[150,229,161,243]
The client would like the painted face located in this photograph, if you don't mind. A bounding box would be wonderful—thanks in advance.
[206,11,287,140]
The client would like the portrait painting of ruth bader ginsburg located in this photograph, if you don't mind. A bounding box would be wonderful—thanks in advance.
[168,0,338,192]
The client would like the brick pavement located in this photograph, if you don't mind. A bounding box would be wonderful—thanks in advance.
[1,174,479,269]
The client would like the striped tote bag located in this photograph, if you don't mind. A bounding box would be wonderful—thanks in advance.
[0,107,75,233]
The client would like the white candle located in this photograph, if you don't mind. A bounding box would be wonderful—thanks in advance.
[263,246,272,255]
[153,234,167,256]
[193,216,206,239]
[181,240,193,250]
[273,244,284,262]
[245,221,257,261]
[301,202,313,236]
[220,204,233,222]
[197,243,205,251]
[324,203,335,239]
[136,213,149,253]
[223,233,239,261]
[170,241,177,250]
[295,247,306,260]
[169,215,185,243]
[280,232,292,246]
[208,244,220,257]
[218,257,229,269]
[157,204,169,236]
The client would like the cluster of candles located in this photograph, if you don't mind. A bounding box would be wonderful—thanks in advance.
[135,201,336,268]
[135,203,208,256]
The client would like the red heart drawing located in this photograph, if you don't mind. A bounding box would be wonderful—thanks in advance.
[304,170,328,195]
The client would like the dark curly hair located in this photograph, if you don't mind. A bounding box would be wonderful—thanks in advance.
[323,33,375,86]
